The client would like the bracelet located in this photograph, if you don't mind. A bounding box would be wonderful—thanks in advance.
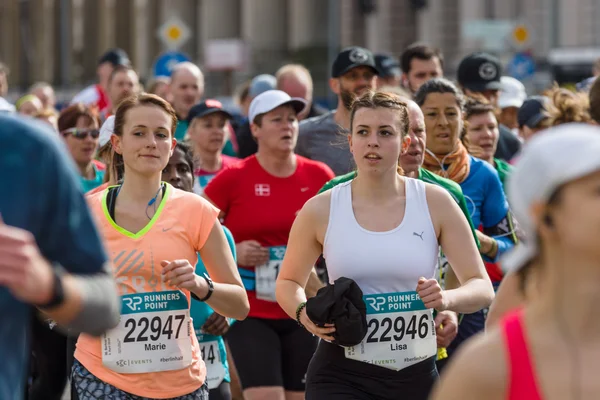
[191,273,214,302]
[296,302,307,328]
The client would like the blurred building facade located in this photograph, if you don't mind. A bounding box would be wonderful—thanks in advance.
[1,0,599,98]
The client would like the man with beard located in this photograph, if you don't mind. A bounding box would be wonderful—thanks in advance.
[296,47,378,175]
[104,65,140,120]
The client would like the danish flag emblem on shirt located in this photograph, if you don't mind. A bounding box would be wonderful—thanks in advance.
[255,184,271,196]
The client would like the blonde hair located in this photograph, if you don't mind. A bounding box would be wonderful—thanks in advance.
[544,85,592,126]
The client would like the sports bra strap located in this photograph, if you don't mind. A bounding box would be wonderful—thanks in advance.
[501,310,543,400]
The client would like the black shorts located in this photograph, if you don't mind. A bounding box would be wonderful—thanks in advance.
[305,340,438,400]
[226,317,318,391]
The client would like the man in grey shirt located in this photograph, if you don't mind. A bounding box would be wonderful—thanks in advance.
[297,47,378,175]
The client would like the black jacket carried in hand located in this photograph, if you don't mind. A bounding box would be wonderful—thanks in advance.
[306,277,367,347]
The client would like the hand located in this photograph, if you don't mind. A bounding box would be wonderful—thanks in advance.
[434,310,458,348]
[0,215,55,305]
[161,260,204,293]
[416,277,447,311]
[299,307,336,341]
[201,313,230,336]
[236,240,269,266]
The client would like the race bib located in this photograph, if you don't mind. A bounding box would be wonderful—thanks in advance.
[345,291,437,371]
[255,246,286,302]
[196,331,226,390]
[102,290,192,374]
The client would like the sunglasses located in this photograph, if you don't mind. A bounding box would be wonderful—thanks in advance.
[61,128,100,139]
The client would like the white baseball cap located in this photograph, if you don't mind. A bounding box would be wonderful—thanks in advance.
[498,76,527,110]
[502,123,600,271]
[248,90,307,124]
[99,115,115,147]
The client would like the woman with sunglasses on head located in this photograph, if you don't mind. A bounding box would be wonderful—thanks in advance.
[432,124,600,400]
[58,104,106,193]
[415,79,516,355]
[72,93,249,400]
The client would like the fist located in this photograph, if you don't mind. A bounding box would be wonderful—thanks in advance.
[416,277,447,311]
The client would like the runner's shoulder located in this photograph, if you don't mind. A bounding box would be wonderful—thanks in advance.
[299,187,332,223]
[434,329,507,399]
[469,155,501,182]
[319,171,356,194]
[419,168,464,204]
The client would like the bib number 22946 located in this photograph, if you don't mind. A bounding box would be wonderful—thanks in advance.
[255,246,286,302]
[102,290,192,374]
[345,291,437,371]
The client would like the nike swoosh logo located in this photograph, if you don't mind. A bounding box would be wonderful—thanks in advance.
[301,187,309,192]
[162,228,172,232]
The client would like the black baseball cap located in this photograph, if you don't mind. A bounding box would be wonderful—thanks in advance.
[374,54,401,78]
[187,99,233,123]
[517,96,549,128]
[98,48,131,67]
[332,47,378,78]
[457,52,502,92]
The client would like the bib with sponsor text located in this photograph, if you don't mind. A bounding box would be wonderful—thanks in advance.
[345,291,437,371]
[102,290,192,374]
[255,246,286,302]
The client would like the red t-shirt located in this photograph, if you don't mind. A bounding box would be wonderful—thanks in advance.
[204,155,334,319]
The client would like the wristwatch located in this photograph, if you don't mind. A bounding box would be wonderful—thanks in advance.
[36,268,65,310]
[191,273,214,302]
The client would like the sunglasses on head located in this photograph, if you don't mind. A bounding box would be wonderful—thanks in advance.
[61,128,100,139]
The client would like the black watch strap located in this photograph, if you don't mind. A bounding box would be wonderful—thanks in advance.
[191,273,214,302]
[37,268,65,309]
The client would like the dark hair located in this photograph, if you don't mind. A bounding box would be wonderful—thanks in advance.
[414,78,465,110]
[589,77,600,124]
[349,90,410,174]
[58,103,101,133]
[173,142,195,172]
[108,65,136,85]
[111,93,178,177]
[400,43,444,74]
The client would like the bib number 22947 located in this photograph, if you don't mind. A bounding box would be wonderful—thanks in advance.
[102,290,192,374]
[345,291,437,371]
[255,246,286,302]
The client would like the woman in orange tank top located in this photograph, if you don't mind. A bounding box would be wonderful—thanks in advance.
[71,93,249,400]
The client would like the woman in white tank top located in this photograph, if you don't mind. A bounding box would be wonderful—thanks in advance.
[276,91,494,400]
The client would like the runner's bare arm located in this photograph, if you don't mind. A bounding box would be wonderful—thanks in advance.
[198,219,249,321]
[430,330,506,400]
[427,185,495,313]
[486,270,525,330]
[276,195,328,318]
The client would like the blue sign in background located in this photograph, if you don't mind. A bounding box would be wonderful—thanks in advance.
[152,51,191,78]
[507,53,536,81]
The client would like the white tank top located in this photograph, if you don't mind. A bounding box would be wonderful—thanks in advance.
[323,178,439,295]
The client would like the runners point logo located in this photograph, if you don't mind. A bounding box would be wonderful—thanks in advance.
[123,296,143,311]
[366,296,386,312]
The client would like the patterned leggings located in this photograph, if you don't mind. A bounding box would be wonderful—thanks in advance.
[72,359,209,400]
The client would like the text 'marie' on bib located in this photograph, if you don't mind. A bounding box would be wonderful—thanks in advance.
[102,290,192,374]
[345,291,437,371]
